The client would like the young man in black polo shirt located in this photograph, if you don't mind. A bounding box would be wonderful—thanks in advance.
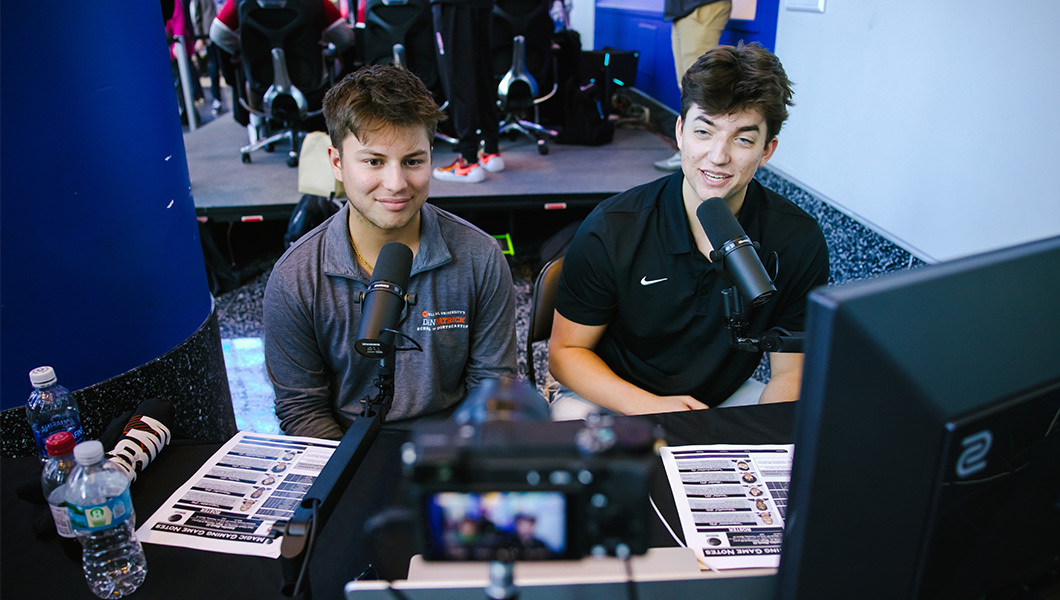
[549,43,828,418]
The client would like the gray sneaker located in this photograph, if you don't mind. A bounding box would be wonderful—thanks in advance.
[653,151,682,172]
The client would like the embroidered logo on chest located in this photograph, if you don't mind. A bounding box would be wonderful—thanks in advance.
[417,309,469,332]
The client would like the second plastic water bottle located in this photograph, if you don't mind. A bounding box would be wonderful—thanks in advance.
[66,440,147,598]
[42,431,78,539]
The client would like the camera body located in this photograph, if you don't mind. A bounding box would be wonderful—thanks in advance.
[402,416,659,562]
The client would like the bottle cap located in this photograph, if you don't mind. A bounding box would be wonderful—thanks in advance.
[29,366,58,388]
[45,431,77,457]
[73,440,105,465]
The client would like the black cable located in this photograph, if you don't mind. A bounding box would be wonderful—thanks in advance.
[389,328,423,353]
[618,545,639,600]
[386,584,413,600]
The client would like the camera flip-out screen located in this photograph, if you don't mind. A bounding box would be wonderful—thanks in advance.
[405,417,659,562]
[424,491,568,562]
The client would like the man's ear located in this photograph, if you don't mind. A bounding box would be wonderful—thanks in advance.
[759,136,779,167]
[328,145,343,181]
[675,115,684,152]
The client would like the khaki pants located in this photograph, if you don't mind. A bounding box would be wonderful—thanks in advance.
[672,1,733,84]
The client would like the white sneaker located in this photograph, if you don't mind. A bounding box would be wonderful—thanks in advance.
[433,157,485,183]
[653,151,682,172]
[477,150,505,173]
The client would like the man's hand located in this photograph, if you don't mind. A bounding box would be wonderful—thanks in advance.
[628,394,708,415]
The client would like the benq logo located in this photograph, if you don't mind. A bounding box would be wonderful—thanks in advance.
[955,430,992,478]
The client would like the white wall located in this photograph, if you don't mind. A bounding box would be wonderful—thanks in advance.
[568,0,594,49]
[771,0,1060,262]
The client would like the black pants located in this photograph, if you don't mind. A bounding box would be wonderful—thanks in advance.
[432,2,500,162]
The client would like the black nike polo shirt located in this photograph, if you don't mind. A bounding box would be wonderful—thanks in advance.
[556,172,829,407]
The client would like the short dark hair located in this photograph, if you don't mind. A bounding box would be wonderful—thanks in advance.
[322,64,446,151]
[681,42,794,143]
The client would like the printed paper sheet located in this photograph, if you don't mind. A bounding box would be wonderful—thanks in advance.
[137,431,338,558]
[660,444,794,571]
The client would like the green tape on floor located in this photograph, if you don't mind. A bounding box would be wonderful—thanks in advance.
[493,233,514,256]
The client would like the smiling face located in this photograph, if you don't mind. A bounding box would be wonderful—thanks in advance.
[329,123,432,239]
[676,103,778,214]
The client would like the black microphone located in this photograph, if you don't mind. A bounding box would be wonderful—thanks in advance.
[355,242,413,358]
[696,197,776,307]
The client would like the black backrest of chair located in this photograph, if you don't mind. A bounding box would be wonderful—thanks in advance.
[362,0,441,98]
[491,0,554,85]
[526,255,564,386]
[239,0,326,97]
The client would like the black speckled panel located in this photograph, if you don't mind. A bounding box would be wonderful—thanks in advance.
[1,304,237,458]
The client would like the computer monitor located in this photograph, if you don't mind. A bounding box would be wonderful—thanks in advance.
[777,235,1060,599]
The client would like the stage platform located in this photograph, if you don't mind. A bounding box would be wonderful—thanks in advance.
[186,114,678,223]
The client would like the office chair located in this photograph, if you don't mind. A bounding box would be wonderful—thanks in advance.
[491,0,559,155]
[235,0,337,167]
[362,0,456,146]
[526,255,564,392]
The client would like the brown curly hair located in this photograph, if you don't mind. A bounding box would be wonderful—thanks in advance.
[681,42,794,143]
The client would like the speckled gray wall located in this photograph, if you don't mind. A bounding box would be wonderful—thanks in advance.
[749,168,925,383]
[756,168,925,284]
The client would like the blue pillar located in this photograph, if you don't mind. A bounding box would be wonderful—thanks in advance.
[1,3,234,452]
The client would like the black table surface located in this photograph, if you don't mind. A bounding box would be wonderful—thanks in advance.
[1,403,795,600]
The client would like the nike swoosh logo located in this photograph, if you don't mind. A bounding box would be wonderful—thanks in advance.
[640,276,668,286]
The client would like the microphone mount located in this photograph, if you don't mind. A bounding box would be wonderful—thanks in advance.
[354,291,418,357]
[711,237,758,261]
[722,287,804,353]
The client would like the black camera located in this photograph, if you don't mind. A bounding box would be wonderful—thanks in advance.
[402,415,660,563]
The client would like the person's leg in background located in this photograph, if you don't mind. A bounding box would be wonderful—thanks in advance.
[472,4,504,174]
[655,0,732,171]
[206,42,224,115]
[672,1,732,84]
[432,2,488,183]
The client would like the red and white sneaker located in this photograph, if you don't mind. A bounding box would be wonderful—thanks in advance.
[433,157,485,183]
[477,150,505,173]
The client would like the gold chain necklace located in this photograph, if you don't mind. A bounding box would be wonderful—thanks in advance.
[351,239,373,274]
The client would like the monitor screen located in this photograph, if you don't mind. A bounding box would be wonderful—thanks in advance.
[777,235,1060,599]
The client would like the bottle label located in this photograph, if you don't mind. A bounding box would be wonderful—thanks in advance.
[31,417,84,451]
[49,504,76,538]
[69,488,134,532]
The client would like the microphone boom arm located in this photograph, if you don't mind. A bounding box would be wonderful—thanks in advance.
[274,297,420,597]
[274,374,390,598]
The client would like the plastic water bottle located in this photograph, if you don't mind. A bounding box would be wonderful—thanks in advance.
[42,431,79,539]
[66,440,148,598]
[27,366,83,457]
